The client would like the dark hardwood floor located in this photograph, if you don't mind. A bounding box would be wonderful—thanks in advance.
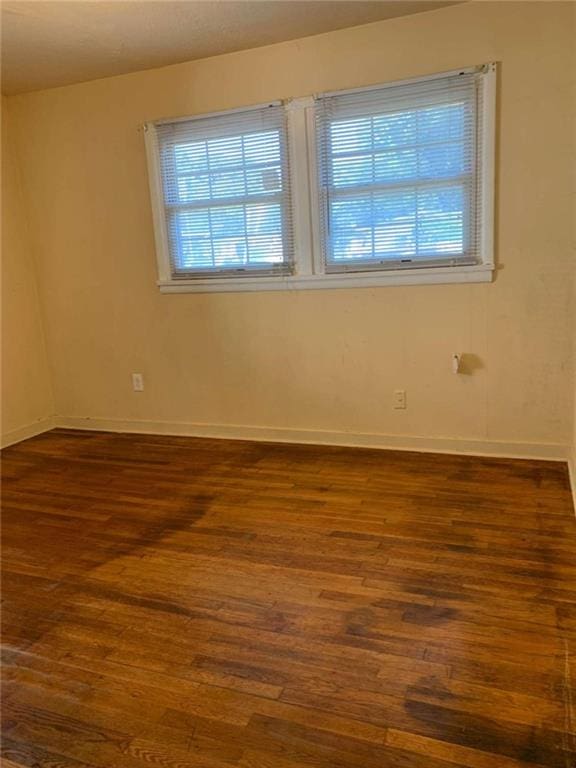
[1,428,576,768]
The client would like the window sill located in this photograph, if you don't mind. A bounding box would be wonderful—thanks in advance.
[158,263,494,294]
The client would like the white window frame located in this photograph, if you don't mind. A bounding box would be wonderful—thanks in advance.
[145,63,496,294]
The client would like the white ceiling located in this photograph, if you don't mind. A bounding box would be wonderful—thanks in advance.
[1,0,459,95]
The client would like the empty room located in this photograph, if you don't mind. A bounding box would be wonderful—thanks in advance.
[1,0,576,766]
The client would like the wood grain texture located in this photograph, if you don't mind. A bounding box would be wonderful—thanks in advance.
[1,428,575,768]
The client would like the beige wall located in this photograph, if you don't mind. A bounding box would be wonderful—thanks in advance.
[572,283,576,497]
[1,97,54,446]
[7,1,576,455]
[566,3,576,499]
[572,206,576,492]
[572,367,576,489]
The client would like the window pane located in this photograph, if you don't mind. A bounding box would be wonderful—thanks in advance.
[332,155,372,188]
[374,191,416,258]
[331,198,372,261]
[247,205,283,263]
[170,201,287,272]
[328,185,466,265]
[330,117,372,154]
[210,206,245,238]
[373,112,416,149]
[179,238,212,270]
[247,204,281,235]
[374,149,417,183]
[207,136,242,168]
[248,235,284,264]
[418,143,465,179]
[210,171,245,199]
[246,166,281,195]
[174,142,207,174]
[177,174,210,202]
[417,103,465,143]
[172,210,211,270]
[176,209,210,237]
[214,238,246,267]
[244,131,280,165]
[417,186,464,255]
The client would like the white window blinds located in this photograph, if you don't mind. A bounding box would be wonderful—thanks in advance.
[154,104,294,279]
[315,71,484,273]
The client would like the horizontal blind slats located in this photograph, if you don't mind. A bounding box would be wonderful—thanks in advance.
[154,105,294,279]
[315,72,482,272]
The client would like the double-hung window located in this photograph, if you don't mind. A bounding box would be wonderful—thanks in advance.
[145,64,495,292]
[147,103,293,281]
[315,71,485,273]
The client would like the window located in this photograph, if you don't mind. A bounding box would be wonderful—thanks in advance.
[145,64,495,293]
[146,103,293,280]
[315,72,483,273]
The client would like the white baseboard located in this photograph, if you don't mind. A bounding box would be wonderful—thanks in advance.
[54,415,568,462]
[568,457,576,516]
[1,415,56,449]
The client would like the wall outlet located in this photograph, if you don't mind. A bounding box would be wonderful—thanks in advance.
[393,389,406,409]
[132,373,144,392]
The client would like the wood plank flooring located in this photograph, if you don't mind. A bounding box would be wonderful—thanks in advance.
[2,428,576,768]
